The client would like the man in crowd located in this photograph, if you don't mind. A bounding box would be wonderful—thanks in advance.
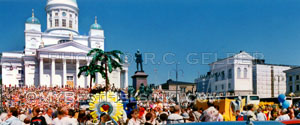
[167,105,184,124]
[200,101,219,122]
[256,108,267,121]
[43,108,53,125]
[246,104,257,121]
[1,107,22,125]
[276,109,290,121]
[30,107,47,125]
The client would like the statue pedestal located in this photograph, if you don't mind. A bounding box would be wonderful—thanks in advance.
[132,71,148,90]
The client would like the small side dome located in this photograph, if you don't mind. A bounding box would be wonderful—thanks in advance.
[26,17,40,24]
[90,16,102,30]
[90,23,102,30]
[26,9,40,24]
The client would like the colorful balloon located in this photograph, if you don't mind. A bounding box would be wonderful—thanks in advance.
[282,100,290,109]
[278,94,286,103]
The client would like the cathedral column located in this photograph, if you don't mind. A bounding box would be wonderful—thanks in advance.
[51,58,55,87]
[125,69,128,88]
[63,59,67,88]
[75,59,79,88]
[39,58,43,87]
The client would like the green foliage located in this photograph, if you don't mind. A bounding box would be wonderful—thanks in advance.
[77,48,124,89]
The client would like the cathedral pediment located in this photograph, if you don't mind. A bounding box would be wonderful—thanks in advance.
[38,41,91,53]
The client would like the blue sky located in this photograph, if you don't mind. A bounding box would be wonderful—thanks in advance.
[1,0,300,85]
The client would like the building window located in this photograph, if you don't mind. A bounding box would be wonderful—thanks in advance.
[18,80,24,86]
[18,70,23,74]
[55,12,58,16]
[180,88,186,93]
[289,76,293,81]
[221,71,225,80]
[69,20,72,28]
[244,68,247,78]
[237,68,241,78]
[62,19,66,27]
[228,69,232,79]
[297,85,299,91]
[67,76,73,80]
[70,14,72,17]
[297,75,299,80]
[222,84,224,90]
[290,85,293,92]
[215,86,217,91]
[55,19,59,27]
[215,73,218,81]
[228,83,231,89]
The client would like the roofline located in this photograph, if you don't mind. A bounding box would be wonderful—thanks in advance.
[255,63,298,67]
[284,67,300,72]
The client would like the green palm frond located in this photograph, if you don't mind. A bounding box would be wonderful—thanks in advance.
[78,48,124,90]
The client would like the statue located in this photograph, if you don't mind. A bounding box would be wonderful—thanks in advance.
[135,50,143,72]
[128,86,135,96]
[145,86,153,95]
[138,83,145,95]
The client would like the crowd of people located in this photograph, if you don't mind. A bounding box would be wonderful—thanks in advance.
[0,86,299,124]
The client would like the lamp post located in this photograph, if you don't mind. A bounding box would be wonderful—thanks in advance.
[169,62,183,103]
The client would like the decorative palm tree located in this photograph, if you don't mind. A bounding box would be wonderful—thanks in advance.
[77,60,105,89]
[78,48,123,91]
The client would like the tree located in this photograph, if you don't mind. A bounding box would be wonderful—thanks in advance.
[77,60,105,89]
[78,48,123,91]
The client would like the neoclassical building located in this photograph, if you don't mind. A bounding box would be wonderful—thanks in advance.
[0,0,129,88]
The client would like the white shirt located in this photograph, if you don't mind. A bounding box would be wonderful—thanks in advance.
[167,113,184,124]
[18,114,27,122]
[217,113,223,121]
[68,117,78,125]
[128,118,140,125]
[257,112,267,121]
[43,114,52,125]
[1,116,23,125]
[52,117,63,125]
[276,114,290,121]
[247,111,257,121]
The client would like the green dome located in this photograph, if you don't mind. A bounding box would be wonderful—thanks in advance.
[26,17,40,24]
[90,23,102,30]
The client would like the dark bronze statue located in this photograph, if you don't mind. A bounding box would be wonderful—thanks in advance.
[135,50,143,72]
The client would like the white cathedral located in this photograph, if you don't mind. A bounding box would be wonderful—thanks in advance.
[0,0,129,88]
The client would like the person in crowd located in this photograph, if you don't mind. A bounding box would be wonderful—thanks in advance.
[145,113,153,125]
[215,105,223,121]
[235,110,244,121]
[189,106,201,122]
[43,108,53,125]
[157,113,167,125]
[23,118,31,125]
[128,109,140,125]
[52,108,64,125]
[67,109,78,125]
[256,108,267,121]
[30,107,47,125]
[19,110,27,122]
[1,107,22,125]
[288,107,295,120]
[77,110,87,125]
[100,114,111,125]
[246,104,257,121]
[167,105,184,124]
[200,101,219,122]
[276,109,290,121]
[241,106,248,116]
